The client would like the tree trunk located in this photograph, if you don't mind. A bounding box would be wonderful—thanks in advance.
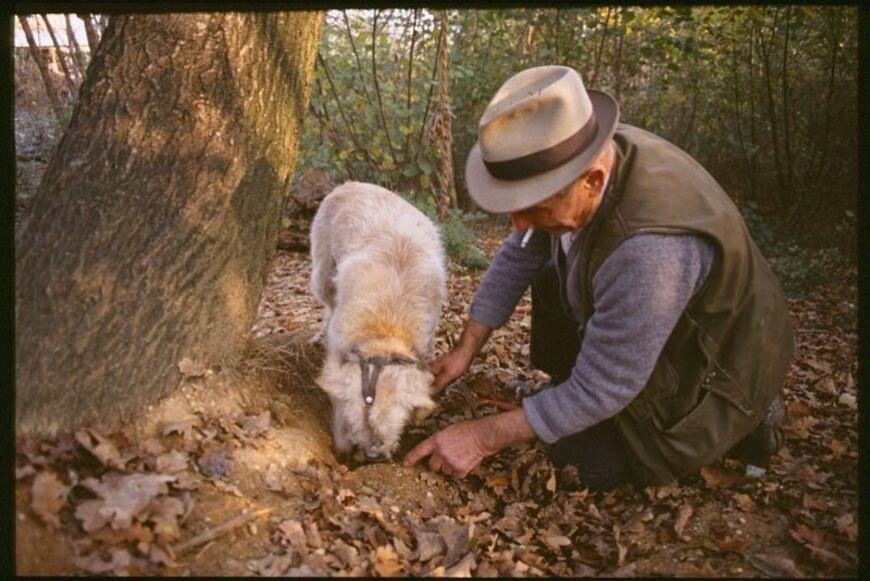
[40,15,77,97]
[79,13,100,53]
[18,15,65,120]
[15,13,324,436]
[65,13,87,79]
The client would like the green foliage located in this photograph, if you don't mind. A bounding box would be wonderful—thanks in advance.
[403,191,489,269]
[299,7,857,261]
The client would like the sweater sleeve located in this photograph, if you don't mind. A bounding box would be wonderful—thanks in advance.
[522,234,715,443]
[468,227,551,329]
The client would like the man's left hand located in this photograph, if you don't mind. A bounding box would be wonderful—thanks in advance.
[403,409,536,478]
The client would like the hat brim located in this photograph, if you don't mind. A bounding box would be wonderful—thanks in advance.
[465,89,620,214]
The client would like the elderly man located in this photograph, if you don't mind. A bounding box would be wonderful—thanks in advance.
[404,65,793,490]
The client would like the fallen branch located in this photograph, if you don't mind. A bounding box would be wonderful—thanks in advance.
[475,396,519,411]
[174,508,272,555]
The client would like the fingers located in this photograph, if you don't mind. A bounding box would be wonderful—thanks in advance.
[403,436,435,467]
[428,453,444,473]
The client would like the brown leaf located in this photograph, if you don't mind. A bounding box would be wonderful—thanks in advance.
[162,418,199,440]
[254,552,293,576]
[543,533,572,549]
[171,471,201,491]
[148,542,177,567]
[714,535,748,554]
[805,544,850,569]
[816,376,838,395]
[148,496,184,543]
[786,400,812,420]
[835,513,857,542]
[732,493,757,512]
[263,463,284,492]
[73,548,133,576]
[746,552,804,577]
[75,428,124,468]
[75,472,176,531]
[16,464,36,480]
[673,504,693,539]
[414,529,447,562]
[237,411,271,437]
[699,465,744,489]
[444,553,476,577]
[433,517,471,567]
[155,450,189,473]
[277,519,308,555]
[31,470,66,528]
[178,357,208,377]
[197,443,232,478]
[90,522,154,546]
[372,544,403,576]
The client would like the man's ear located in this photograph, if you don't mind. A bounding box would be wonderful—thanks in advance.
[583,167,607,198]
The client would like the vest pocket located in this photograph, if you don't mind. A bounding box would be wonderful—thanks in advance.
[651,369,755,437]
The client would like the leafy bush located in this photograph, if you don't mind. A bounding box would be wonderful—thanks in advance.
[403,192,489,269]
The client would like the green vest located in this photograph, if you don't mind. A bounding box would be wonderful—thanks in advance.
[564,124,794,485]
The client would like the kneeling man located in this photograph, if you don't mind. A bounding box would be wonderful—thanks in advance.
[404,65,793,490]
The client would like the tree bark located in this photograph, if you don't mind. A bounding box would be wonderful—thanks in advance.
[18,15,65,120]
[16,13,324,436]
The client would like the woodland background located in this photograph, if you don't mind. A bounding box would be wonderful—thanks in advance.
[13,7,859,577]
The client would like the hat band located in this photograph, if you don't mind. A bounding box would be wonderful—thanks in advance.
[483,115,599,181]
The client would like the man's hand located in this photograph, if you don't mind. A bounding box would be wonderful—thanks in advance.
[430,350,474,394]
[430,317,493,394]
[403,409,536,478]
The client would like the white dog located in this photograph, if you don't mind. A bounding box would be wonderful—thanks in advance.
[310,182,447,460]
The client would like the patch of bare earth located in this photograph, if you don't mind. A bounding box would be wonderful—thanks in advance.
[15,217,857,576]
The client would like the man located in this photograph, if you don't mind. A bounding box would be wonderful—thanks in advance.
[403,65,793,490]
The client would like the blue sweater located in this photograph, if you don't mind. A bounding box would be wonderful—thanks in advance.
[469,228,715,443]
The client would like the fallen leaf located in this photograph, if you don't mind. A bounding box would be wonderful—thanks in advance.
[673,504,693,539]
[745,552,804,577]
[700,465,744,489]
[148,496,184,543]
[197,443,232,478]
[263,463,284,492]
[31,470,66,528]
[73,548,133,576]
[543,533,572,549]
[835,513,857,542]
[155,450,189,473]
[90,522,153,546]
[237,411,271,436]
[616,542,628,567]
[733,493,757,512]
[178,357,208,377]
[16,465,36,480]
[75,472,176,531]
[816,376,838,395]
[414,529,447,562]
[786,400,812,420]
[254,552,293,576]
[162,418,199,440]
[75,428,124,468]
[444,553,476,577]
[277,519,308,554]
[372,544,403,576]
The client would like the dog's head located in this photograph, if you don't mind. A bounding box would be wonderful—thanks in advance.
[316,346,437,461]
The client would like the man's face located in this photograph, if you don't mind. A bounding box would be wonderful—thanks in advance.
[510,171,604,235]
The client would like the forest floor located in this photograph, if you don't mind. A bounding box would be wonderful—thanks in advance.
[14,196,858,576]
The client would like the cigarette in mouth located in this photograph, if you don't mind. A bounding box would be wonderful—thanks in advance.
[520,227,534,248]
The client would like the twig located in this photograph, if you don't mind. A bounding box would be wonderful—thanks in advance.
[174,508,272,555]
[475,396,519,411]
[371,10,399,166]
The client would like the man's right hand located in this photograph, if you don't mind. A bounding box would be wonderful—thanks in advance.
[429,317,494,394]
[430,349,474,394]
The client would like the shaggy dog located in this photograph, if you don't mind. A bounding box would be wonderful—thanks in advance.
[310,182,447,460]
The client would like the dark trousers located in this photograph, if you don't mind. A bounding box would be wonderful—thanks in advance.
[530,261,635,492]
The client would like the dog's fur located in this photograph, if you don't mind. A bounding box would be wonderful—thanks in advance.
[310,182,447,459]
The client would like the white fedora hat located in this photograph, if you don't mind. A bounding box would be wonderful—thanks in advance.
[465,65,619,213]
